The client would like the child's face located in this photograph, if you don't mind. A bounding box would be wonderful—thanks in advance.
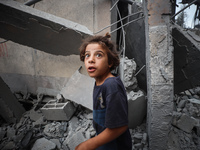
[84,43,112,81]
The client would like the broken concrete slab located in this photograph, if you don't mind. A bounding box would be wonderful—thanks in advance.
[0,0,92,56]
[60,69,95,110]
[0,77,25,123]
[41,99,76,121]
[173,25,200,94]
[172,112,199,133]
[119,57,137,90]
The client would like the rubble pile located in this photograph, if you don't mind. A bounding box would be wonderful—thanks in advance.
[168,87,200,149]
[0,92,148,150]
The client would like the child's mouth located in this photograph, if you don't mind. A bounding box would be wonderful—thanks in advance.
[88,67,96,72]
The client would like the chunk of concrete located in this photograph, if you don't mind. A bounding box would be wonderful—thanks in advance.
[31,137,56,150]
[63,131,87,150]
[41,99,76,121]
[0,0,92,56]
[127,90,147,129]
[60,70,95,110]
[0,77,25,123]
[43,122,67,138]
[119,57,137,90]
[172,112,199,133]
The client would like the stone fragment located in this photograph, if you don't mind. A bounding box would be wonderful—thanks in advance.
[119,57,137,90]
[6,126,16,139]
[31,137,56,150]
[32,116,47,127]
[44,122,67,138]
[172,112,199,133]
[177,99,187,108]
[188,98,200,105]
[0,127,6,140]
[63,131,87,150]
[2,141,15,150]
[50,139,61,149]
[20,130,33,148]
[68,116,79,131]
[29,109,43,121]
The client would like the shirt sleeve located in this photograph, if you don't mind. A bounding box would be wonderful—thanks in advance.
[105,91,129,128]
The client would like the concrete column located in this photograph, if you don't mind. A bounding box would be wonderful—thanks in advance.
[144,0,174,149]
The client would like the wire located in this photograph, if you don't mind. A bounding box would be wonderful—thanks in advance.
[93,11,143,35]
[110,0,119,11]
[171,0,198,19]
[116,5,126,83]
[110,16,144,34]
[134,65,146,76]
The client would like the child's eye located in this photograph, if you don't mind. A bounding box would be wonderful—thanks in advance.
[96,53,102,58]
[85,54,90,58]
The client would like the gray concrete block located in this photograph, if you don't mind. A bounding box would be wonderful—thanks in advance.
[172,113,199,133]
[41,99,76,121]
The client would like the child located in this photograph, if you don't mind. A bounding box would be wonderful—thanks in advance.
[75,33,132,150]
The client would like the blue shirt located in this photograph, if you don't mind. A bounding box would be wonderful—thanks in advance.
[93,76,132,150]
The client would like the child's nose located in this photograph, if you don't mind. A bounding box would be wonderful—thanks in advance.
[88,55,95,63]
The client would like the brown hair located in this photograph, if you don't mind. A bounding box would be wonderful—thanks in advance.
[79,33,120,71]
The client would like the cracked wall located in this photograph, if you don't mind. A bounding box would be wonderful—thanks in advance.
[0,0,111,94]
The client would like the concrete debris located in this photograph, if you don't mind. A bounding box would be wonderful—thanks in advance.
[63,131,87,150]
[1,62,200,150]
[130,123,148,149]
[172,112,198,133]
[0,77,25,123]
[120,57,138,90]
[60,69,95,110]
[44,122,67,138]
[31,137,56,150]
[41,99,76,121]
[168,87,200,149]
[119,57,147,129]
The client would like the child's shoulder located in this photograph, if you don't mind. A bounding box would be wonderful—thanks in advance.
[103,76,124,91]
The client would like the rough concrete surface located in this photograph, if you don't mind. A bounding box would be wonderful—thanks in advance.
[60,69,95,110]
[0,0,92,56]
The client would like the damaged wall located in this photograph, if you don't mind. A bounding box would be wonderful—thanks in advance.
[0,0,111,95]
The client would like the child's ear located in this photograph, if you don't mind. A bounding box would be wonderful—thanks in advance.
[108,62,113,68]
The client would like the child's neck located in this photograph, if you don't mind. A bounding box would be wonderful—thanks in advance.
[95,73,114,86]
